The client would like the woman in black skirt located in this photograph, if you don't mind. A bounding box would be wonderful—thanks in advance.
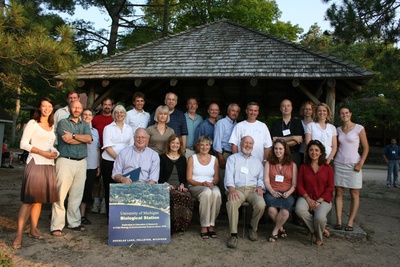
[13,98,59,249]
[264,139,297,242]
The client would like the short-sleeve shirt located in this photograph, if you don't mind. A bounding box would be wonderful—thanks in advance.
[335,124,364,164]
[306,122,337,159]
[271,117,304,153]
[57,117,91,159]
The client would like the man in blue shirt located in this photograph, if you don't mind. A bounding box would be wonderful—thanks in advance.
[383,138,400,188]
[194,103,220,143]
[225,136,265,248]
[184,98,203,158]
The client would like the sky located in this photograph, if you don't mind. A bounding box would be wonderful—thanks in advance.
[64,0,334,35]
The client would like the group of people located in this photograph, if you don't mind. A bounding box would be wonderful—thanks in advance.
[12,91,371,250]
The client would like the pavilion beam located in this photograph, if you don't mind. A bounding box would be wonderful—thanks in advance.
[293,79,320,104]
[326,79,336,120]
[92,84,119,109]
[87,84,95,109]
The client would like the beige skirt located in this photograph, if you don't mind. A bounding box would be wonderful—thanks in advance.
[334,162,362,189]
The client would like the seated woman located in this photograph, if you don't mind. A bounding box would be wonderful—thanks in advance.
[264,139,297,242]
[159,134,193,234]
[295,140,334,246]
[146,105,174,154]
[187,136,221,239]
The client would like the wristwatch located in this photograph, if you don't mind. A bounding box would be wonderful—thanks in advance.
[72,133,76,139]
[316,199,322,204]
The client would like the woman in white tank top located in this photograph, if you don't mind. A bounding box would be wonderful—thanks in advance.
[187,136,221,239]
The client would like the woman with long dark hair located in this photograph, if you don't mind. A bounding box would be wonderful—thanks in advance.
[13,98,59,249]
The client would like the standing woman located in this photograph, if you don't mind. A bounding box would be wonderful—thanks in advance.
[305,103,337,164]
[334,106,369,231]
[13,98,59,249]
[299,101,315,162]
[187,136,221,239]
[159,134,193,234]
[146,105,175,154]
[102,105,134,216]
[295,140,334,246]
[264,139,297,242]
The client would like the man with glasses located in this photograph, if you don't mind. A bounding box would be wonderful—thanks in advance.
[271,99,304,168]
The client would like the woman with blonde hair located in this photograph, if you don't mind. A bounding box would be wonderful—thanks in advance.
[146,105,174,154]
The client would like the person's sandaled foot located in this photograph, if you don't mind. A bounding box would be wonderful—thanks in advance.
[81,217,92,225]
[51,230,64,237]
[12,242,21,249]
[323,229,330,238]
[345,225,354,231]
[200,232,209,239]
[208,231,218,238]
[27,233,45,240]
[333,224,343,230]
[268,234,278,242]
[315,239,323,246]
[69,225,86,231]
[278,228,287,238]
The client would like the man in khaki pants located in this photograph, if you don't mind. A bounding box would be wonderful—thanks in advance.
[225,136,265,249]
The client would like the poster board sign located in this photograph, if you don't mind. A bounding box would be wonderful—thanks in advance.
[109,183,170,246]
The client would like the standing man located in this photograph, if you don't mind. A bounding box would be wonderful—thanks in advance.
[229,102,272,163]
[271,99,304,167]
[125,92,150,133]
[112,128,160,184]
[151,92,188,151]
[194,103,220,142]
[54,91,80,127]
[91,97,114,214]
[184,98,203,158]
[225,136,265,248]
[382,138,400,188]
[51,101,92,236]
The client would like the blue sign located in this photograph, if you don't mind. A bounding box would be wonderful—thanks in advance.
[109,183,170,246]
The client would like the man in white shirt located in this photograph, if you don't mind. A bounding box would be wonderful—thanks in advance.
[229,102,272,163]
[225,136,265,248]
[54,91,80,127]
[125,92,150,134]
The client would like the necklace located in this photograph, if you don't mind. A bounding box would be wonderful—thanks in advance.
[197,154,210,164]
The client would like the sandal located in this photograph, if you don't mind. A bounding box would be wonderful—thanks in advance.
[208,231,218,238]
[323,229,330,238]
[333,224,343,230]
[200,232,209,239]
[315,239,323,246]
[268,234,278,242]
[345,225,354,231]
[278,229,287,238]
[81,217,92,225]
[12,242,21,249]
[27,233,45,240]
[51,230,64,237]
[69,225,86,231]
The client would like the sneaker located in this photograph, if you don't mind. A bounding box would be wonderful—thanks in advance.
[91,202,100,213]
[227,235,238,249]
[394,185,400,189]
[100,202,106,214]
[248,227,258,241]
[387,185,392,188]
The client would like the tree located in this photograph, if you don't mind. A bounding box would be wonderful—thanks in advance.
[322,0,400,44]
[0,1,80,144]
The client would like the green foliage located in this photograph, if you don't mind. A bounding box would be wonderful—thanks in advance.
[0,252,13,267]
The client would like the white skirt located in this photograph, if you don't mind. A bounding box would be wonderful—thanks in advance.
[334,162,362,189]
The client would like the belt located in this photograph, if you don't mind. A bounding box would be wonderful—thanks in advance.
[222,149,232,154]
[63,157,85,161]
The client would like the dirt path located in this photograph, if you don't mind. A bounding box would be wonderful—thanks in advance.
[0,166,399,267]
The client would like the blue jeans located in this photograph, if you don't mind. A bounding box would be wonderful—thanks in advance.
[387,160,399,186]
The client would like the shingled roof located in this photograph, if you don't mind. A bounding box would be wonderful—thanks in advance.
[57,19,374,115]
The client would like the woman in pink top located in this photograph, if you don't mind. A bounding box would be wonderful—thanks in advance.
[264,139,297,242]
[334,106,369,231]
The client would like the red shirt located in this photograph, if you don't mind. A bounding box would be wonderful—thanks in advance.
[92,114,114,147]
[297,163,334,203]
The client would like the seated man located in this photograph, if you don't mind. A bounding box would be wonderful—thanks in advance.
[225,135,266,249]
[2,142,14,168]
[112,128,160,184]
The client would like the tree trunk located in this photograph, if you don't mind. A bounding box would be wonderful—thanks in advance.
[11,79,21,146]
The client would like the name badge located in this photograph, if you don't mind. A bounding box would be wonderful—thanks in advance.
[241,166,249,174]
[275,174,284,182]
[282,129,291,136]
[392,151,396,154]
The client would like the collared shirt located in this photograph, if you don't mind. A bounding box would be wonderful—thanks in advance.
[185,112,203,147]
[194,118,215,142]
[150,109,188,137]
[125,108,150,133]
[92,114,114,147]
[383,144,400,160]
[112,146,160,183]
[224,152,265,191]
[271,117,304,153]
[57,117,91,159]
[87,125,100,169]
[213,116,236,153]
[101,121,134,161]
[54,105,70,127]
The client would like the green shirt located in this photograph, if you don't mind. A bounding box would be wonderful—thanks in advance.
[57,116,91,159]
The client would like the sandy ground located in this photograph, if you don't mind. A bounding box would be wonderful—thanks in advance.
[0,165,399,267]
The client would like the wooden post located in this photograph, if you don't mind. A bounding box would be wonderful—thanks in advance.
[87,85,95,109]
[326,79,336,121]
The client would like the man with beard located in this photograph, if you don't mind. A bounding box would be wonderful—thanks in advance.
[225,136,265,248]
[51,101,92,236]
